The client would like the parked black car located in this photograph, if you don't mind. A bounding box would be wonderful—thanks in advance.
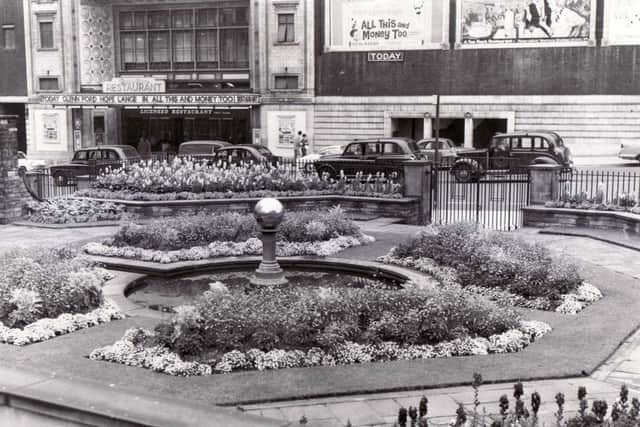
[213,144,279,166]
[49,145,141,186]
[177,140,230,163]
[313,138,424,179]
[450,132,573,182]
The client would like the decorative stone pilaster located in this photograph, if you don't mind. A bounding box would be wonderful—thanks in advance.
[528,164,563,205]
[0,115,31,223]
[403,160,432,225]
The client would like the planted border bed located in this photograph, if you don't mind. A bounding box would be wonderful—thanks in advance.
[82,208,375,262]
[524,206,640,236]
[0,248,124,345]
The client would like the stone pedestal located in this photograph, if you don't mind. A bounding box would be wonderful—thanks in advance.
[403,160,432,225]
[249,198,288,286]
[528,164,562,205]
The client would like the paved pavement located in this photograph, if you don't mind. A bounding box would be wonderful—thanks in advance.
[240,228,640,426]
[3,221,640,426]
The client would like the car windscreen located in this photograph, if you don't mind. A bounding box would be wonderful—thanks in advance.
[120,146,141,158]
[253,146,273,156]
[73,151,88,161]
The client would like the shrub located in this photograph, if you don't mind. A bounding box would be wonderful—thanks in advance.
[0,248,104,328]
[108,208,362,250]
[153,284,519,358]
[392,223,581,298]
[24,197,127,224]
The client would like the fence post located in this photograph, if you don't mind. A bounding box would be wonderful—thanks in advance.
[528,164,562,205]
[403,160,432,225]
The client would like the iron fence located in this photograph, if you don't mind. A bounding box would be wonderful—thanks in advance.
[560,169,640,203]
[431,162,530,231]
[23,172,78,201]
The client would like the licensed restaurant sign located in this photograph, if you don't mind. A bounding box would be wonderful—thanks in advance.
[40,93,261,106]
[102,77,166,93]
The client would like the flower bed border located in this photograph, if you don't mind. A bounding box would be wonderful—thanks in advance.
[523,206,640,235]
[89,321,552,377]
[0,301,124,346]
[83,235,375,263]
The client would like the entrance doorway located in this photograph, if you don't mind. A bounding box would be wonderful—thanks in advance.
[431,118,465,146]
[122,109,250,153]
[391,118,423,140]
[472,119,507,149]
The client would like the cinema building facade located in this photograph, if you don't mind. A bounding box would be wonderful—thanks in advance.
[314,0,640,157]
[25,0,314,160]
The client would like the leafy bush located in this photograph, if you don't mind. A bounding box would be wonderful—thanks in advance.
[153,284,519,358]
[24,197,128,224]
[393,223,581,298]
[0,248,105,328]
[108,207,361,250]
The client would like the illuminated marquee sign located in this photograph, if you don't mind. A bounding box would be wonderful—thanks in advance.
[40,94,261,106]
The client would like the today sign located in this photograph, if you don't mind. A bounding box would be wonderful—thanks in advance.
[367,51,404,62]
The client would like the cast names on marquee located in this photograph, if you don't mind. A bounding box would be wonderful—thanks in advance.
[40,94,261,106]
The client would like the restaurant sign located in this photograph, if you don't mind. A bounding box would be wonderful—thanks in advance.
[102,77,166,93]
[40,93,261,106]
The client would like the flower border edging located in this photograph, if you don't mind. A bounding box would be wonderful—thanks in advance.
[0,301,124,346]
[89,320,552,377]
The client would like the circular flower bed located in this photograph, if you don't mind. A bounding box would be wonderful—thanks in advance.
[378,223,603,314]
[90,278,551,376]
[83,208,374,262]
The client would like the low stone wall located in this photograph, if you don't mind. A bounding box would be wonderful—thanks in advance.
[523,206,640,234]
[80,195,424,224]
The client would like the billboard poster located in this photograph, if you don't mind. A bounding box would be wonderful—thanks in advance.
[458,0,595,47]
[603,0,640,45]
[327,0,449,51]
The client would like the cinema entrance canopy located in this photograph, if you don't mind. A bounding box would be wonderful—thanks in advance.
[39,93,261,148]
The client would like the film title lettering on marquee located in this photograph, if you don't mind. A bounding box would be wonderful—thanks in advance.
[102,77,166,93]
[39,94,261,106]
[367,51,404,61]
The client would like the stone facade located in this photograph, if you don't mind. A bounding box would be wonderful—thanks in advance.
[523,206,640,236]
[0,115,31,223]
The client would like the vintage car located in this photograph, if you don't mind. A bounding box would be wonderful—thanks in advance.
[213,144,279,166]
[177,140,230,163]
[619,142,640,162]
[416,137,476,166]
[450,132,573,182]
[49,145,141,186]
[312,137,424,179]
[299,145,344,163]
[17,151,46,175]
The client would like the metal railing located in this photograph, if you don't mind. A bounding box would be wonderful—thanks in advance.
[23,172,78,201]
[560,169,640,203]
[431,160,530,231]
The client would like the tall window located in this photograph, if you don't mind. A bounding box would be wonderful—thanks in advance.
[39,20,54,49]
[118,5,249,72]
[277,14,294,43]
[2,25,15,49]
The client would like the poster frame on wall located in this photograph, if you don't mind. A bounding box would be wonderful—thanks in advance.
[324,0,450,52]
[455,0,597,49]
[602,0,640,46]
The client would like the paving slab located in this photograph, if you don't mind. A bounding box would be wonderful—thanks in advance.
[327,401,385,425]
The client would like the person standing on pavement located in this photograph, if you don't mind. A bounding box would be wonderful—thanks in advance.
[137,134,152,160]
[300,133,309,157]
[293,130,303,162]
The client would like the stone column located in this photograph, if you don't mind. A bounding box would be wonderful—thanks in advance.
[403,160,432,225]
[0,115,31,223]
[528,164,562,205]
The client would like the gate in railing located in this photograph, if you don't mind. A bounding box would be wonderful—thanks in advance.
[22,171,78,201]
[431,165,530,231]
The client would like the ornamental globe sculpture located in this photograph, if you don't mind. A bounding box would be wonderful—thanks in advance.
[249,198,288,286]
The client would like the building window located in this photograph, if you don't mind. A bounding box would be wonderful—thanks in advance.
[38,77,60,91]
[274,75,298,90]
[277,14,294,43]
[117,5,249,72]
[2,25,15,49]
[39,20,54,49]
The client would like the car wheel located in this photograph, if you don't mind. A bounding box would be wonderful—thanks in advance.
[52,171,68,186]
[317,165,336,179]
[452,164,474,183]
